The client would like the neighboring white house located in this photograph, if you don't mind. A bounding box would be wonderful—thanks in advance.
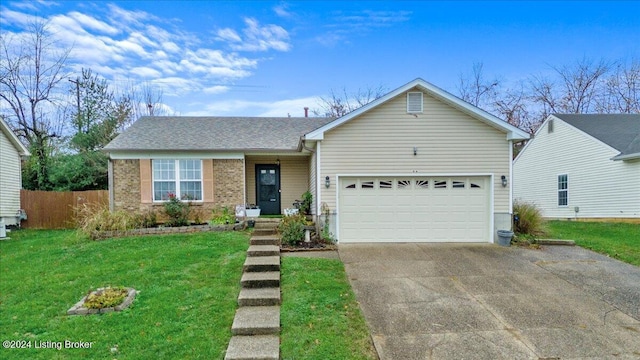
[513,114,640,220]
[0,118,30,226]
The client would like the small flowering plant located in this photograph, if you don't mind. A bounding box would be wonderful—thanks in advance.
[163,192,191,226]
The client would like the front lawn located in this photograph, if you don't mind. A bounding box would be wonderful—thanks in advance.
[280,257,377,360]
[0,230,249,359]
[546,221,640,266]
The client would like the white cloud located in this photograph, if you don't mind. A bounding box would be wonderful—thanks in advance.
[0,8,34,25]
[216,28,242,43]
[2,2,296,116]
[273,3,292,18]
[131,66,162,78]
[68,11,119,35]
[218,17,290,52]
[105,3,151,29]
[317,10,412,47]
[203,85,230,94]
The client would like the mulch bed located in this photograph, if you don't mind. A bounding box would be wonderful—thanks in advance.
[280,242,337,252]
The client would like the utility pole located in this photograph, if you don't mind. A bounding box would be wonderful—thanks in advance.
[69,78,81,132]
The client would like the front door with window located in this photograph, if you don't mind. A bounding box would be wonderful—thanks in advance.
[255,165,280,215]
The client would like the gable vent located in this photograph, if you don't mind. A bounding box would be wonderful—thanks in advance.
[407,92,423,113]
[548,119,554,133]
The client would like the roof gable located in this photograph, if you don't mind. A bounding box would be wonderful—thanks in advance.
[0,117,30,156]
[553,114,640,160]
[304,78,530,141]
[104,116,334,152]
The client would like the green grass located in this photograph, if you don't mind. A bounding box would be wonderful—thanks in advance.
[280,257,377,360]
[0,229,249,359]
[547,221,640,266]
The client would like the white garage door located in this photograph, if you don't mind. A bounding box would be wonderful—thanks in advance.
[338,176,491,243]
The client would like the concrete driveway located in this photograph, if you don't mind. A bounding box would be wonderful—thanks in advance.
[339,243,640,359]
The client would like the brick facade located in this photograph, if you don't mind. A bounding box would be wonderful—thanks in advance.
[111,158,246,223]
[213,159,245,207]
[112,159,141,212]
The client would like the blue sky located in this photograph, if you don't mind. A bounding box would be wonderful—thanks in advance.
[1,1,639,117]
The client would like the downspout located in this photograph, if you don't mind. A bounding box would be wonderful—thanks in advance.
[300,137,319,219]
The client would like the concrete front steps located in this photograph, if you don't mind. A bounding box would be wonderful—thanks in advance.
[225,218,281,360]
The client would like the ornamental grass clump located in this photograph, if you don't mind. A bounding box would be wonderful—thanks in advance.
[76,203,142,236]
[84,287,129,309]
[513,200,548,237]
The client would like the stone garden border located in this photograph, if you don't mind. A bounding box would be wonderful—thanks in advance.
[90,222,245,240]
[67,288,137,315]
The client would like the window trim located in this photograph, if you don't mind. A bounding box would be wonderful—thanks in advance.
[557,174,568,207]
[152,159,203,202]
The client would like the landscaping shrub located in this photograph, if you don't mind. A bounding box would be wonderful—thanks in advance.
[136,209,157,228]
[513,200,548,236]
[76,204,142,235]
[210,206,235,225]
[299,191,313,215]
[278,214,307,246]
[163,194,191,227]
[84,287,129,309]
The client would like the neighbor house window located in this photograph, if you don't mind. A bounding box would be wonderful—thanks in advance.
[557,174,568,206]
[153,159,202,201]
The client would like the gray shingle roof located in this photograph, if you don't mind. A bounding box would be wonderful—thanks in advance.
[554,114,640,159]
[104,116,335,152]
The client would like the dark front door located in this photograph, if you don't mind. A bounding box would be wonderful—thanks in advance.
[256,165,281,215]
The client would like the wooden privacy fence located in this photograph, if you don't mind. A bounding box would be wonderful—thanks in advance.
[20,190,109,229]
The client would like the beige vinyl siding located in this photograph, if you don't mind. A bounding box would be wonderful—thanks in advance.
[319,88,510,213]
[0,129,22,222]
[514,119,640,218]
[245,156,310,213]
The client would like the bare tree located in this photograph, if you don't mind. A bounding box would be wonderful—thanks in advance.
[457,62,500,108]
[0,19,71,189]
[313,84,387,117]
[529,58,610,116]
[597,60,640,113]
[492,86,533,131]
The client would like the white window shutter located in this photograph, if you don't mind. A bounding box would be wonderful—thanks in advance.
[407,92,423,113]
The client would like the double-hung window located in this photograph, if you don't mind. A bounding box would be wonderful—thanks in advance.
[557,174,568,206]
[153,159,202,201]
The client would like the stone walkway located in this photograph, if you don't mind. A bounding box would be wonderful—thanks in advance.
[225,219,281,360]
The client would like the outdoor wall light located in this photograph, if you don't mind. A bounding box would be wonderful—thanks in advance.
[413,147,417,156]
[325,176,330,188]
[276,158,280,166]
[501,175,508,187]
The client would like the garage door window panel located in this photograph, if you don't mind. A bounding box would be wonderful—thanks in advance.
[434,180,447,189]
[398,180,412,189]
[416,179,429,189]
[361,181,374,189]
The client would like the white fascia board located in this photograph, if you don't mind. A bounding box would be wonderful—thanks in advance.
[0,117,30,156]
[108,151,245,160]
[611,152,640,161]
[304,78,530,141]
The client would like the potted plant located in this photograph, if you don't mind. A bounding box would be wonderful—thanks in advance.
[245,204,261,217]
